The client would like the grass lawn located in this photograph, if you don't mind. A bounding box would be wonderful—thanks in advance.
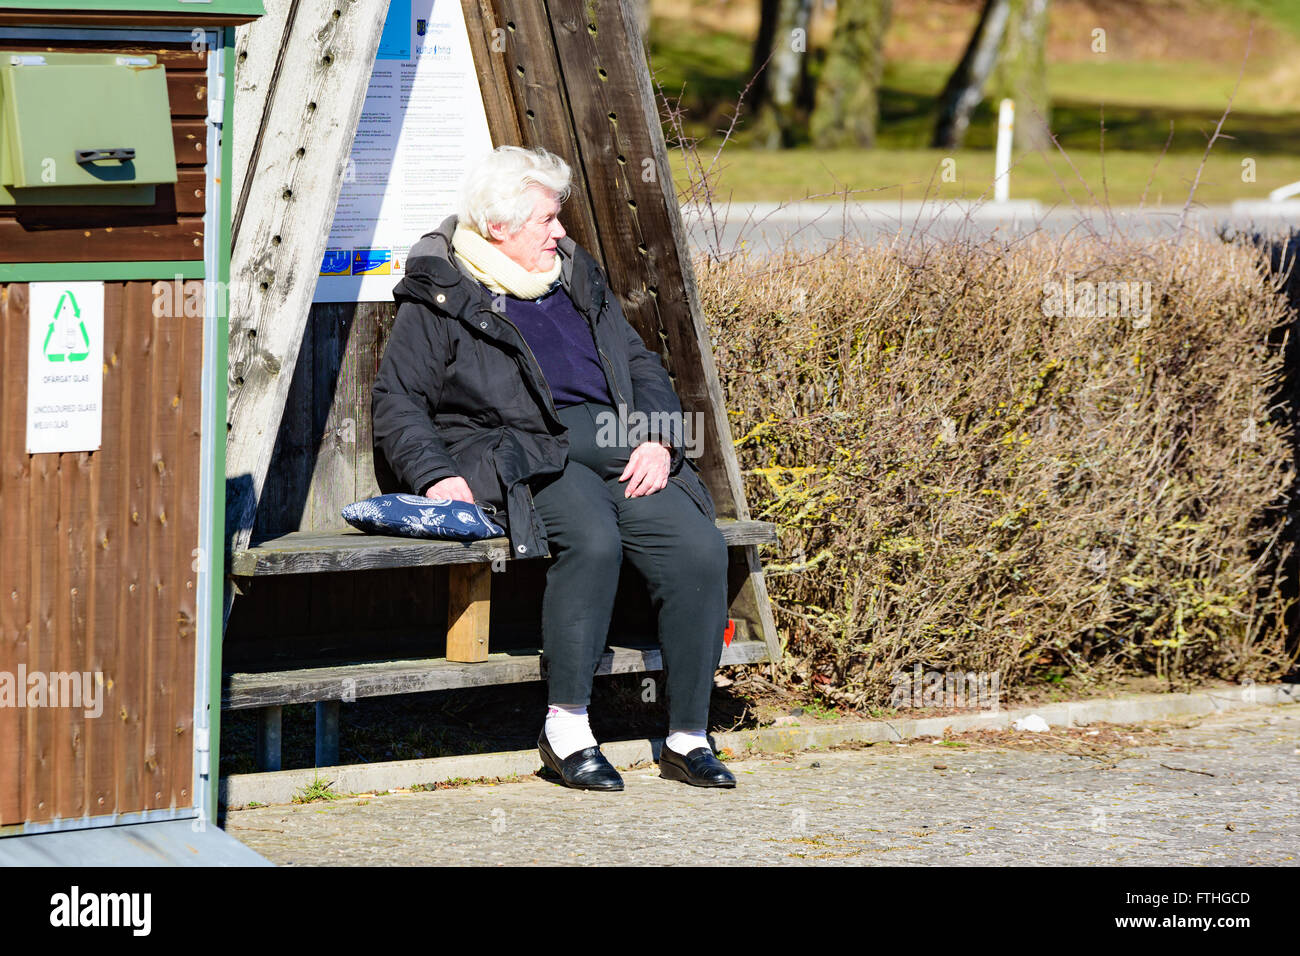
[647,2,1300,205]
[668,146,1300,207]
[1214,0,1300,37]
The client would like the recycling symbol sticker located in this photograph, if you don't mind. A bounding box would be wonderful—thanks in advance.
[26,281,105,455]
[42,290,91,363]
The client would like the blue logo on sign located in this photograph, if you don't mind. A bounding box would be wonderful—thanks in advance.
[320,249,351,276]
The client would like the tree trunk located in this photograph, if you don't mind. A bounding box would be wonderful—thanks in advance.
[993,0,1052,151]
[931,0,1011,149]
[751,0,816,149]
[809,0,893,149]
[749,0,782,113]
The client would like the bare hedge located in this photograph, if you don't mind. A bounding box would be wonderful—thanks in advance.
[697,233,1297,705]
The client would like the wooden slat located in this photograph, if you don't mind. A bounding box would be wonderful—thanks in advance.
[142,281,183,811]
[0,217,204,264]
[86,282,125,819]
[234,533,511,576]
[3,170,208,225]
[0,284,29,825]
[232,518,778,576]
[56,449,92,821]
[167,281,202,812]
[173,169,208,216]
[446,564,491,663]
[114,283,153,815]
[174,120,209,167]
[24,451,56,823]
[223,632,769,709]
[224,0,393,617]
[306,305,354,532]
[166,70,209,118]
[351,303,382,502]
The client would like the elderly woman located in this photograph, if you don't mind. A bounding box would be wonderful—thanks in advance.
[372,145,735,791]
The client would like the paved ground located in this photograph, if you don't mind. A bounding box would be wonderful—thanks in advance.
[224,705,1298,866]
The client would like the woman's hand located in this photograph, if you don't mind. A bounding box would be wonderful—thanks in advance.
[618,441,671,498]
[425,476,475,503]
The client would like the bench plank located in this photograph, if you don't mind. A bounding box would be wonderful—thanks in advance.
[222,634,770,709]
[231,518,778,576]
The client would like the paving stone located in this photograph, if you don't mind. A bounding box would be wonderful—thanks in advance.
[223,705,1299,866]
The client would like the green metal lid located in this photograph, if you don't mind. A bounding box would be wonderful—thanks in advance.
[0,1,264,16]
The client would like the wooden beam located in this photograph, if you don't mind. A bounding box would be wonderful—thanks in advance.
[224,0,392,624]
[231,0,297,241]
[445,564,491,663]
[459,0,524,150]
[544,0,781,659]
[230,519,777,575]
[463,0,603,260]
[222,631,769,708]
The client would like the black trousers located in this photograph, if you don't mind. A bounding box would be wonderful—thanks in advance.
[528,401,729,729]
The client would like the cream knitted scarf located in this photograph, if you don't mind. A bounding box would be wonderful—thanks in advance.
[452,222,563,300]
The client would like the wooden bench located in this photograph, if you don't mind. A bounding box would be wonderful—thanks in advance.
[225,518,777,770]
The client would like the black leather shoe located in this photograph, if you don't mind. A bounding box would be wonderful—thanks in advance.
[658,744,737,788]
[537,729,624,791]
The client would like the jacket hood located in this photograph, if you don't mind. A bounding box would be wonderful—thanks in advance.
[393,214,607,321]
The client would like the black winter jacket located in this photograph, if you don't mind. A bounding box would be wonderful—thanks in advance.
[372,214,717,559]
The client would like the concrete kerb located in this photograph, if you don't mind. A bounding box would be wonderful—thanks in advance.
[219,683,1299,810]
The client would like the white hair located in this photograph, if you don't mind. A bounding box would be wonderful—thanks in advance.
[457,145,572,238]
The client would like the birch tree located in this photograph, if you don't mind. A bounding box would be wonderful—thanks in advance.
[931,0,1011,149]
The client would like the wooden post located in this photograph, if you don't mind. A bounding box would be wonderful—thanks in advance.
[446,565,491,662]
[231,0,295,222]
[255,706,282,772]
[224,0,392,624]
[315,701,340,767]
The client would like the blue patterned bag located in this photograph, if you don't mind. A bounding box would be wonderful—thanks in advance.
[341,494,506,541]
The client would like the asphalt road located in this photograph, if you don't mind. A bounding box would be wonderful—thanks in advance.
[681,202,1300,257]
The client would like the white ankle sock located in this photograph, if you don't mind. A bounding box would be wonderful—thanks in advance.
[544,703,597,759]
[666,729,710,756]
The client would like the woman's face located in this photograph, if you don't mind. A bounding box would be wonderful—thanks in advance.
[488,185,566,273]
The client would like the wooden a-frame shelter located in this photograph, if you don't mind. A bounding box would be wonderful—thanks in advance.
[220,0,779,770]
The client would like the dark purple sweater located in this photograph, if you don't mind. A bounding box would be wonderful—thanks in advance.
[502,283,613,408]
